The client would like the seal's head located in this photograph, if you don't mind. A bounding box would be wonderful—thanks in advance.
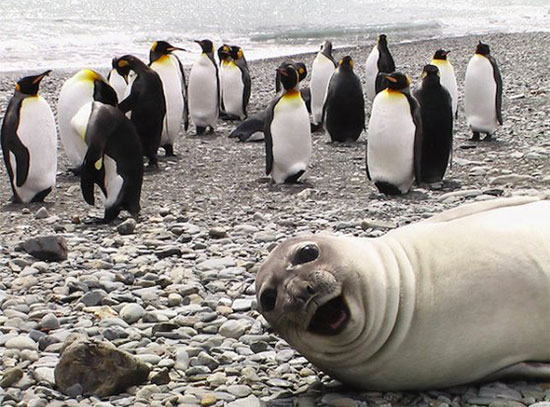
[256,235,374,362]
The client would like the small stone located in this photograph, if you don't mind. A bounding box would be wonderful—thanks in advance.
[119,303,145,324]
[226,384,252,397]
[226,395,261,407]
[209,227,227,239]
[35,207,50,219]
[232,298,253,312]
[0,367,24,388]
[167,293,183,307]
[5,335,37,350]
[40,313,60,331]
[219,320,249,339]
[150,369,170,385]
[18,235,68,261]
[80,290,107,307]
[360,219,397,230]
[117,219,137,235]
[200,393,217,406]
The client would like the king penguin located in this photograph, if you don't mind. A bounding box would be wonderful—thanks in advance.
[115,55,166,167]
[413,64,453,183]
[322,55,365,142]
[75,101,144,223]
[367,72,422,195]
[58,69,118,173]
[1,71,57,203]
[107,58,128,103]
[188,39,219,135]
[310,40,337,131]
[464,41,503,141]
[365,34,396,103]
[264,62,311,184]
[149,40,188,157]
[431,49,458,118]
[218,44,251,120]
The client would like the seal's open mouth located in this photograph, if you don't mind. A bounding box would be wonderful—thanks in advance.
[307,295,350,335]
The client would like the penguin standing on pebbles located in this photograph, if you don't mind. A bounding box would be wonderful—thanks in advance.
[413,64,453,183]
[322,56,365,142]
[264,62,311,184]
[149,40,188,157]
[115,55,166,168]
[367,72,422,195]
[310,40,337,131]
[188,39,219,135]
[1,71,57,203]
[464,41,503,141]
[218,44,251,120]
[431,49,458,117]
[365,34,396,102]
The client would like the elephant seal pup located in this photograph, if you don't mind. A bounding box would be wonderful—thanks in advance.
[256,197,550,391]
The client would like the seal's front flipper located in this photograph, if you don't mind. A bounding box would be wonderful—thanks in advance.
[425,196,542,224]
[479,362,550,383]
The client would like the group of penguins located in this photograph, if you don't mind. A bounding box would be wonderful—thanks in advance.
[0,35,502,222]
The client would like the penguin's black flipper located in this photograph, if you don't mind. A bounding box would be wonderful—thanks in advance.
[241,66,252,118]
[174,55,190,131]
[488,55,503,125]
[118,90,140,114]
[9,133,30,188]
[1,96,30,188]
[264,96,282,175]
[301,87,311,114]
[407,94,423,185]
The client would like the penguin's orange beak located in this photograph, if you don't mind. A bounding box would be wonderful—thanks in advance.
[277,68,289,77]
[385,75,398,83]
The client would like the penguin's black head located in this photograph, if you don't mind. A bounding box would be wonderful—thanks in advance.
[293,62,308,82]
[94,79,118,107]
[378,34,388,44]
[277,62,300,91]
[196,39,214,54]
[433,49,449,60]
[422,64,440,79]
[15,70,51,95]
[339,56,354,70]
[150,40,185,63]
[111,57,118,70]
[230,45,245,61]
[321,40,333,55]
[218,44,232,62]
[114,55,143,76]
[476,41,491,56]
[384,72,410,91]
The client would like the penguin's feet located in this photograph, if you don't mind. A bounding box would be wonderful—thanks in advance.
[163,144,176,157]
[207,126,215,135]
[470,132,481,141]
[196,126,206,136]
[482,133,493,142]
[220,112,240,121]
[69,166,82,176]
[310,122,323,133]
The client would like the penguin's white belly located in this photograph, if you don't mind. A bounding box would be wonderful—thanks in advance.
[367,91,415,193]
[270,96,311,183]
[152,60,184,145]
[101,154,124,209]
[310,55,336,124]
[365,47,380,102]
[58,79,93,165]
[221,65,245,119]
[108,69,128,103]
[12,97,57,202]
[465,56,498,133]
[189,56,218,128]
[433,61,458,116]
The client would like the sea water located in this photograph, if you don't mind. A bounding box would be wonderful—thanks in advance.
[0,0,549,73]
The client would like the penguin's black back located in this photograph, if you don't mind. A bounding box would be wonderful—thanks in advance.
[413,74,453,183]
[323,67,365,142]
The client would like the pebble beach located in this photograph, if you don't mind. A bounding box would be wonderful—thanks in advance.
[0,31,549,407]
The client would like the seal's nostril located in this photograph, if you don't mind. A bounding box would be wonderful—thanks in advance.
[260,288,277,312]
[306,284,315,294]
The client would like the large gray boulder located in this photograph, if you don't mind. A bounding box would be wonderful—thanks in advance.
[54,334,150,397]
[18,235,68,261]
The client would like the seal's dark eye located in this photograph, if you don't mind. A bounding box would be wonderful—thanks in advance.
[293,243,319,265]
[260,288,277,312]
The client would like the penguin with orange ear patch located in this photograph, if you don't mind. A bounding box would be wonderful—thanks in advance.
[367,72,422,195]
[264,62,311,184]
